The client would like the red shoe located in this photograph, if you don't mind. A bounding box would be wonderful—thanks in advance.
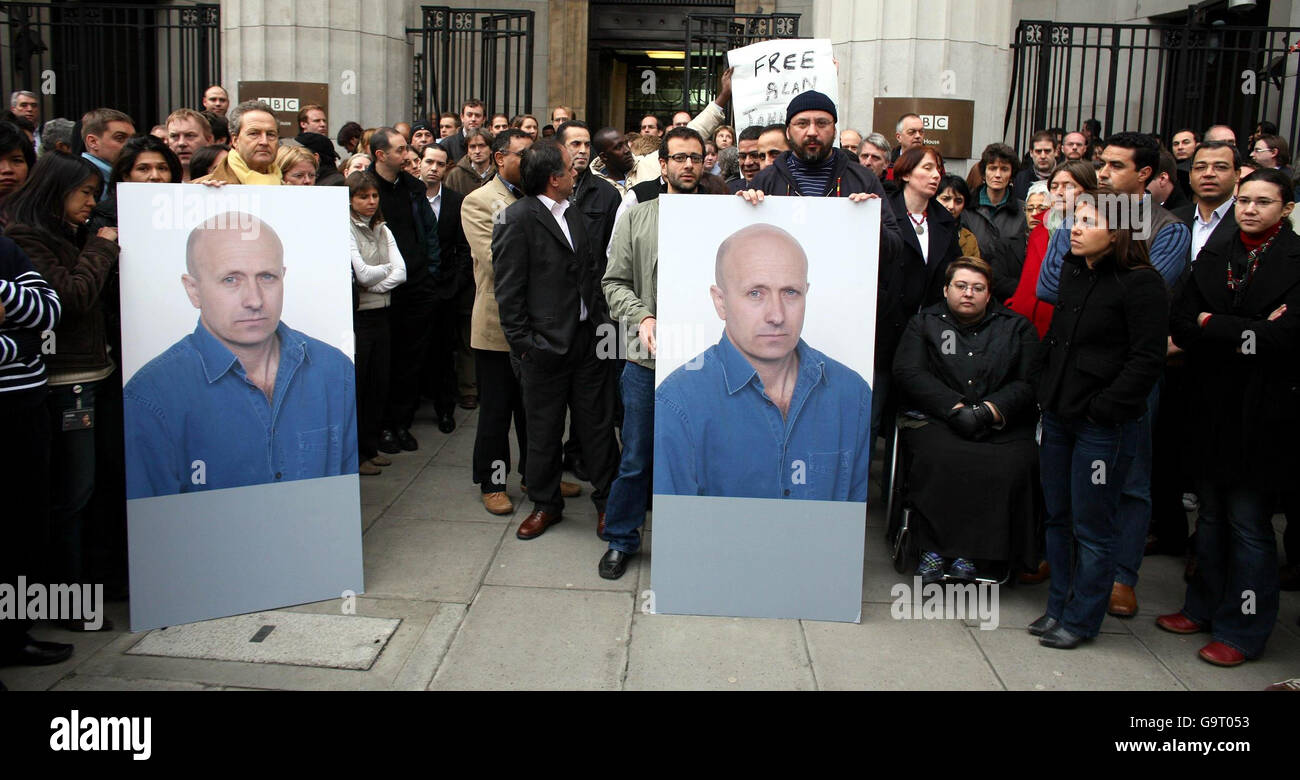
[1198,641,1246,667]
[1155,612,1207,634]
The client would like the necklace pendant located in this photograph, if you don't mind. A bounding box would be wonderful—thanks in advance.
[915,223,925,235]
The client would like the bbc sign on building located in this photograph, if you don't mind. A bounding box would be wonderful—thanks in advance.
[872,98,974,159]
[237,81,330,137]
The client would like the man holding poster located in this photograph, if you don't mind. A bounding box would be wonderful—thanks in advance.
[741,90,905,446]
[123,212,358,498]
[655,224,872,501]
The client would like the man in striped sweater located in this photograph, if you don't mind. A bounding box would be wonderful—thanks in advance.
[0,235,71,670]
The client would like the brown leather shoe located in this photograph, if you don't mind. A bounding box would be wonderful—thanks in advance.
[482,491,513,516]
[1017,560,1050,585]
[1198,641,1246,667]
[516,509,562,539]
[1108,582,1138,617]
[597,512,607,540]
[561,480,581,498]
[359,460,382,476]
[458,395,478,410]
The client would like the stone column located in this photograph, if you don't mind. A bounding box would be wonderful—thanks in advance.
[546,0,588,121]
[220,0,412,130]
[813,0,1013,166]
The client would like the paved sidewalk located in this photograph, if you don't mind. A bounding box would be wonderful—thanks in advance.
[7,405,1299,691]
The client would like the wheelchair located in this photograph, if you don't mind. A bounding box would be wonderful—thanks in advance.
[883,412,1014,586]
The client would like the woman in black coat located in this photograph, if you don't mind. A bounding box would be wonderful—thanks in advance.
[1032,185,1168,649]
[887,146,961,320]
[892,257,1041,582]
[1159,168,1300,666]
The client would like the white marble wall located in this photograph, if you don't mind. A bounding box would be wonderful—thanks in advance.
[813,0,1014,171]
[221,0,415,128]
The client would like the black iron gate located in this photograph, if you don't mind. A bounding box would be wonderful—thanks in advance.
[408,6,534,123]
[1006,18,1300,153]
[682,11,801,123]
[0,2,219,128]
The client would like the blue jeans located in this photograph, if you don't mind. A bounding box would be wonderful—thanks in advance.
[1181,481,1279,658]
[1114,381,1160,587]
[1039,412,1138,638]
[604,362,654,554]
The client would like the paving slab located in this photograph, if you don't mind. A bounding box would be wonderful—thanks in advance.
[430,585,631,690]
[973,626,1185,691]
[361,517,505,603]
[127,611,400,670]
[74,597,445,691]
[1128,616,1300,691]
[390,603,467,691]
[624,613,815,690]
[487,510,636,592]
[802,603,1004,690]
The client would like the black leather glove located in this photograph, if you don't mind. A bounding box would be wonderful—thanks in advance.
[946,403,994,440]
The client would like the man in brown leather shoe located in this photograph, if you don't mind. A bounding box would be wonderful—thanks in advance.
[1108,581,1137,617]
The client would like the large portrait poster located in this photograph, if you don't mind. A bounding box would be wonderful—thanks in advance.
[117,183,363,631]
[651,195,879,622]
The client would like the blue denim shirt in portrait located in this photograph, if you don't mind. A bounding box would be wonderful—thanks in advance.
[124,320,358,499]
[654,332,872,501]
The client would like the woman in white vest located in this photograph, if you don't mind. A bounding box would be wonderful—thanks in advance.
[347,170,406,475]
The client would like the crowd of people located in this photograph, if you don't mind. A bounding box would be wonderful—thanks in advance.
[0,74,1296,683]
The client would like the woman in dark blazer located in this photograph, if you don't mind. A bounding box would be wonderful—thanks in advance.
[1032,185,1168,649]
[1159,168,1300,666]
[887,146,961,320]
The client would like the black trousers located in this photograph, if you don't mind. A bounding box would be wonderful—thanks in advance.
[472,348,527,493]
[423,285,474,417]
[0,388,52,649]
[383,277,439,432]
[355,307,391,460]
[518,321,618,514]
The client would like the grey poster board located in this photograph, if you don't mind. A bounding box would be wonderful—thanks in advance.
[649,195,879,622]
[117,184,363,631]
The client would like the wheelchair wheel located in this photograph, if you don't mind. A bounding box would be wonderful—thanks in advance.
[891,509,919,575]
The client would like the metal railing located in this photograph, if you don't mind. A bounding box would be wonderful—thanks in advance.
[408,6,534,123]
[682,12,801,122]
[0,2,219,129]
[1006,18,1300,152]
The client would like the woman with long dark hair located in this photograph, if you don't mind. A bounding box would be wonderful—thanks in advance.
[1159,168,1300,666]
[1032,185,1168,649]
[3,152,119,627]
[88,135,182,231]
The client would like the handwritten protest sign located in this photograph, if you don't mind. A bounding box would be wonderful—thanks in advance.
[727,38,839,130]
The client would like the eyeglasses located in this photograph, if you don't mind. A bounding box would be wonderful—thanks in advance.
[1025,204,1050,214]
[1236,197,1283,208]
[738,151,764,161]
[950,281,988,294]
[667,153,704,164]
[1191,162,1234,173]
[790,118,834,131]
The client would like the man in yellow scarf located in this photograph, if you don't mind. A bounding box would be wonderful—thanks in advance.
[195,100,283,185]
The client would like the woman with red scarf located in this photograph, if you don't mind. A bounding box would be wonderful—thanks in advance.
[1159,167,1300,666]
[1005,161,1096,337]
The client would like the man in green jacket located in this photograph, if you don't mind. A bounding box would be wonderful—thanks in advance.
[597,126,705,580]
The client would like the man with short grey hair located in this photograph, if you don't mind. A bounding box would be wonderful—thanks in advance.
[10,91,38,151]
[858,132,890,179]
[39,118,74,156]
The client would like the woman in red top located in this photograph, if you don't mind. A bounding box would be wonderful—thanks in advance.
[1005,160,1096,337]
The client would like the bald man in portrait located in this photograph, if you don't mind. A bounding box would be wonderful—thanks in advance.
[123,212,358,499]
[654,224,872,501]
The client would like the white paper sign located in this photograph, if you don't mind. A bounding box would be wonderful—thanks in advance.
[727,38,839,130]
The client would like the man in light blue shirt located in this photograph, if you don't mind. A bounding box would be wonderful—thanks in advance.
[124,212,357,499]
[654,224,872,501]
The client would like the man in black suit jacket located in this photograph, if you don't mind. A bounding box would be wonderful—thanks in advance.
[419,143,476,431]
[492,139,618,540]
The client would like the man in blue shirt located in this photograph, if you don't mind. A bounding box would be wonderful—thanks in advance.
[654,224,872,501]
[124,212,358,499]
